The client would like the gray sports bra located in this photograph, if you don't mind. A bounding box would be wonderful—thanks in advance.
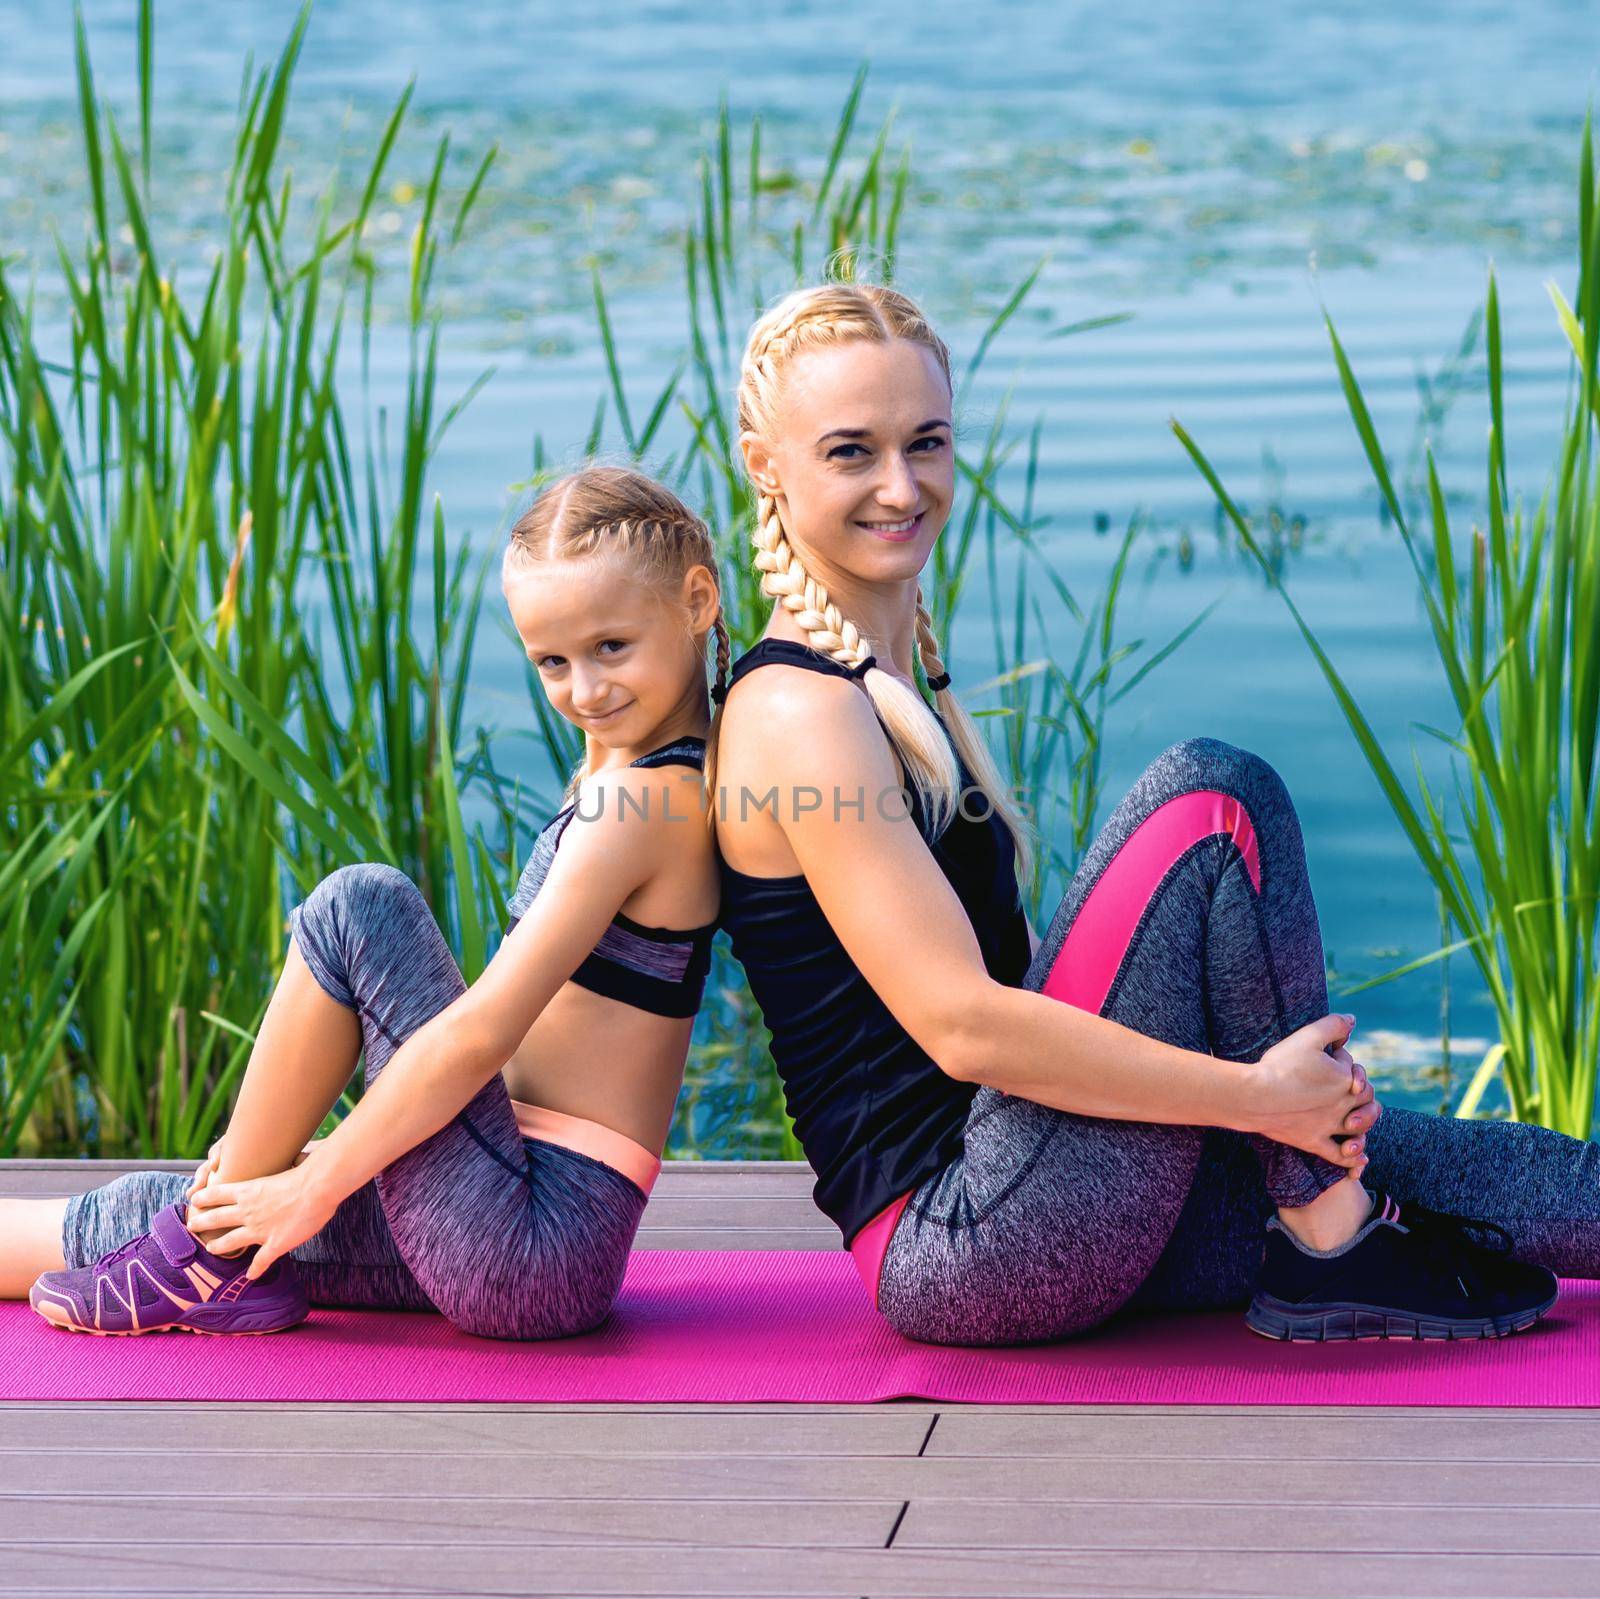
[505,737,716,1019]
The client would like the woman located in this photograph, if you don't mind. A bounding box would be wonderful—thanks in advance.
[6,466,725,1340]
[707,281,1590,1345]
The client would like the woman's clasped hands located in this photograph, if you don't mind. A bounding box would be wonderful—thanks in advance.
[1242,1013,1380,1174]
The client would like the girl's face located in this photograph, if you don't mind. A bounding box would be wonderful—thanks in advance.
[740,337,954,587]
[505,556,718,748]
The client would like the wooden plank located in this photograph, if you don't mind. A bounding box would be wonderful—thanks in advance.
[635,1198,830,1227]
[15,1421,1600,1466]
[0,1407,931,1455]
[910,1404,1600,1421]
[927,1409,1600,1462]
[4,1450,1599,1506]
[0,1193,831,1227]
[0,1159,819,1176]
[0,1400,941,1416]
[0,1160,819,1194]
[0,1160,839,1246]
[0,1493,898,1548]
[895,1499,1600,1554]
[633,1228,836,1249]
[0,1162,195,1198]
[11,1399,1590,1421]
[1,1542,1596,1596]
[0,1160,838,1248]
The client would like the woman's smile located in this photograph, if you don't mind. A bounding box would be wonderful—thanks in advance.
[856,510,925,542]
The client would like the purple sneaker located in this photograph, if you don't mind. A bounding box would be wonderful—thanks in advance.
[30,1200,308,1336]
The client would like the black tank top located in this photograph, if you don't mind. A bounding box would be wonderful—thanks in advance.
[717,639,1032,1243]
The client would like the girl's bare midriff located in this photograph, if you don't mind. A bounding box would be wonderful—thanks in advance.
[499,982,691,1157]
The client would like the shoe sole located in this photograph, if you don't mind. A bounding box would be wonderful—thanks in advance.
[1244,1288,1559,1342]
[29,1295,307,1337]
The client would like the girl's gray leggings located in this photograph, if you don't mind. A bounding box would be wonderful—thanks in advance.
[878,737,1600,1345]
[62,864,650,1340]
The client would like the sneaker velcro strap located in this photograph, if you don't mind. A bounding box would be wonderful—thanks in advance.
[150,1203,200,1266]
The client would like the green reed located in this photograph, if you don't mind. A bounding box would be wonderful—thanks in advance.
[1174,115,1600,1137]
[1,1,495,1155]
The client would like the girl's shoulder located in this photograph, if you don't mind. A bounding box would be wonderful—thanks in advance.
[569,754,711,864]
[580,753,718,927]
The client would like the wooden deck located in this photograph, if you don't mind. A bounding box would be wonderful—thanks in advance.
[4,1159,1597,1598]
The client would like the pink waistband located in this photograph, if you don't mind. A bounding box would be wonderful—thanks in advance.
[508,1098,662,1197]
[847,1190,914,1307]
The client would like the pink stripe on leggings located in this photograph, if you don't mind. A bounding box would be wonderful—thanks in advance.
[1039,790,1260,1011]
[850,788,1261,1307]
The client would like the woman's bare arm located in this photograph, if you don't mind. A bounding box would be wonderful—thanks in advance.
[726,669,1350,1147]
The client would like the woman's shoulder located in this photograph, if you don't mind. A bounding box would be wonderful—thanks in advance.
[727,635,875,694]
[724,641,873,730]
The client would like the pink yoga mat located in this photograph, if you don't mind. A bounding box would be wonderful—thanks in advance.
[2,1251,1595,1405]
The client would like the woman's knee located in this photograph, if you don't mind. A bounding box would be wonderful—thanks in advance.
[1155,736,1283,796]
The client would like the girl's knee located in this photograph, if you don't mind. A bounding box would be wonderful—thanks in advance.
[292,864,429,999]
[308,862,424,920]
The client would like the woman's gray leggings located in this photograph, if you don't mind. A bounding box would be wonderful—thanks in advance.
[62,864,650,1340]
[878,737,1600,1345]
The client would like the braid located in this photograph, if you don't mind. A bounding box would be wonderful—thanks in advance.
[569,513,710,555]
[750,490,873,668]
[744,315,877,669]
[913,587,952,694]
[711,615,732,704]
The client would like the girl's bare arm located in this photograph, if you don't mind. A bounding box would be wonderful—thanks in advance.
[299,768,683,1210]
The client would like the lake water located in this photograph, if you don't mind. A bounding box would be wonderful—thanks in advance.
[4,0,1597,1117]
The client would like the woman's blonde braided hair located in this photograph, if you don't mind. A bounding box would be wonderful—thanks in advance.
[709,282,1032,882]
[502,463,728,806]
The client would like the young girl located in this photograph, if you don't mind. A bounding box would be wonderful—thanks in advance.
[6,464,728,1340]
[708,279,1593,1346]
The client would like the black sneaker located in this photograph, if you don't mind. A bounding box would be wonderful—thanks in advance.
[1245,1190,1558,1342]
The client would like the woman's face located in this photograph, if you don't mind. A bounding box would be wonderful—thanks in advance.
[505,556,716,749]
[742,337,954,587]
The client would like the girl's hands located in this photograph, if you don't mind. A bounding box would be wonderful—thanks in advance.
[184,1138,226,1202]
[1240,1014,1380,1173]
[185,1162,338,1280]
